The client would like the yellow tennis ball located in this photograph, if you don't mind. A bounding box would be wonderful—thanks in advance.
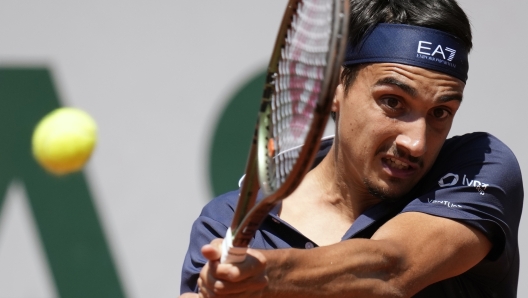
[32,107,98,175]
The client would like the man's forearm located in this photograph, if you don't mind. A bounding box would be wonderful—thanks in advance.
[261,239,406,298]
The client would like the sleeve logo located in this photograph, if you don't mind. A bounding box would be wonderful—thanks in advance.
[438,173,459,187]
[438,173,489,195]
[427,198,463,208]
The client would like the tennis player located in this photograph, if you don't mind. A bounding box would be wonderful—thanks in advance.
[181,0,523,297]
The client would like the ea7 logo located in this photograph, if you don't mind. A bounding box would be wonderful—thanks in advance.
[417,41,456,61]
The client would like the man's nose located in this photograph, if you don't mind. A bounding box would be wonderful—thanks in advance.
[395,117,427,158]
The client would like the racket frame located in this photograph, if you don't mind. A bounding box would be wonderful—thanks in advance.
[222,0,349,262]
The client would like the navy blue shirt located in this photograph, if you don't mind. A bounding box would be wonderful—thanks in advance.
[181,132,523,297]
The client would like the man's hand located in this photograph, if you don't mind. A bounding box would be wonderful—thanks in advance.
[196,239,269,297]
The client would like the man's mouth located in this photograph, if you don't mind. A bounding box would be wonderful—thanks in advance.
[376,145,423,179]
[381,156,419,179]
[386,157,410,170]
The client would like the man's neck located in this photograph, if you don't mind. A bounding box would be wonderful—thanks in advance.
[277,145,382,246]
[312,146,382,221]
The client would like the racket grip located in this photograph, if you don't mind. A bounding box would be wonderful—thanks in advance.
[221,228,247,263]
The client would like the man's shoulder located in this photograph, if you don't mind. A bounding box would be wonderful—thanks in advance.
[199,189,239,220]
[444,131,507,148]
[437,132,520,172]
[443,132,516,157]
[422,131,522,196]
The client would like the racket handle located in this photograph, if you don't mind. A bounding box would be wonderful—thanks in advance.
[221,228,247,263]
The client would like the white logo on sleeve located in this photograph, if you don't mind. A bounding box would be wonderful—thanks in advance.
[462,175,489,195]
[438,173,459,187]
[437,173,489,195]
[427,198,462,208]
[416,41,457,67]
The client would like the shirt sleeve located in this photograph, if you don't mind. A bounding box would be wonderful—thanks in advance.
[179,191,237,294]
[401,132,523,260]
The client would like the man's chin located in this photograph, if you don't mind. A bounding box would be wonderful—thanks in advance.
[363,178,411,202]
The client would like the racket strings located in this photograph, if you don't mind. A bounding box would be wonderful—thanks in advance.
[267,0,333,191]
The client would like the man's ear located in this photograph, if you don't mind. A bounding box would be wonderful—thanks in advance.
[332,84,344,113]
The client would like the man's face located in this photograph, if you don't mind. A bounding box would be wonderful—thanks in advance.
[333,63,465,201]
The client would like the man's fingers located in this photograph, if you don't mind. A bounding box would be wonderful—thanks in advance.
[207,272,268,295]
[203,247,267,282]
[201,239,224,261]
[198,241,268,297]
[198,276,268,297]
[198,283,217,298]
[198,249,268,296]
[199,259,221,289]
[226,248,267,282]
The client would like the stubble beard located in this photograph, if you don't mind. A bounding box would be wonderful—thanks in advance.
[363,177,403,202]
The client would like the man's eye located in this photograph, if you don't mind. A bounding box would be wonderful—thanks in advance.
[381,97,401,110]
[431,108,450,119]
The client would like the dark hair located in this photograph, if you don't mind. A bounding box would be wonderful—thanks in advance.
[332,0,472,120]
[341,0,472,91]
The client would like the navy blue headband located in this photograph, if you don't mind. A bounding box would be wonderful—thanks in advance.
[344,23,469,82]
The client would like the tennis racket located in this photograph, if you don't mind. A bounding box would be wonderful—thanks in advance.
[221,0,349,263]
